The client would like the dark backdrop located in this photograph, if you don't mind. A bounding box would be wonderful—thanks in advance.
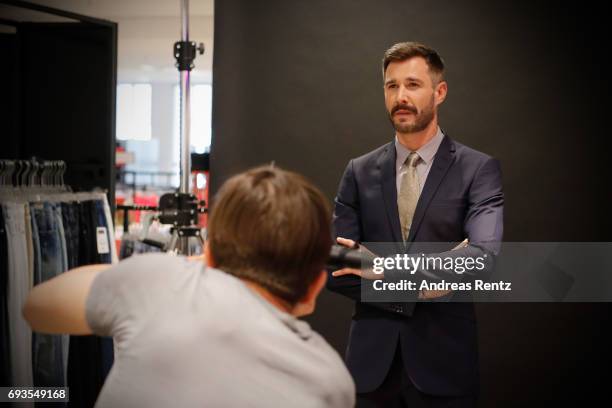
[1,22,116,204]
[211,0,612,405]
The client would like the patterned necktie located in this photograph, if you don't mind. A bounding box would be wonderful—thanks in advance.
[398,152,421,241]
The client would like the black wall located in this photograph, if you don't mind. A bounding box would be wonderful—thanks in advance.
[0,32,19,158]
[1,22,117,203]
[212,0,612,405]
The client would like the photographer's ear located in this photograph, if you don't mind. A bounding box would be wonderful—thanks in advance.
[291,270,327,317]
[205,242,216,267]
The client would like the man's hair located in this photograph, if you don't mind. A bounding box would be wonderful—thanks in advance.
[207,165,332,305]
[382,42,445,84]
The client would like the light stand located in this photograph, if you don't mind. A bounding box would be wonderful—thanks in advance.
[116,0,206,256]
[163,0,206,255]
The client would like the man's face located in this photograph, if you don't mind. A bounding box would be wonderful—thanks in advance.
[384,57,446,134]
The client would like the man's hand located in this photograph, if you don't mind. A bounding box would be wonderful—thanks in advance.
[331,237,382,280]
[336,237,359,250]
[418,289,452,300]
[418,240,468,299]
[331,237,463,299]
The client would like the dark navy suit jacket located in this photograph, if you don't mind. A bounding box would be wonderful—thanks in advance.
[328,134,504,396]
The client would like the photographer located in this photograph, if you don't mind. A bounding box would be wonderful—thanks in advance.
[23,166,355,407]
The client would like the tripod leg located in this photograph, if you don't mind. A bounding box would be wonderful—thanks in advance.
[197,234,205,256]
[166,231,179,254]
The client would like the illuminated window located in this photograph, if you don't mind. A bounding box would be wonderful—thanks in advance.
[116,84,152,141]
[173,84,212,168]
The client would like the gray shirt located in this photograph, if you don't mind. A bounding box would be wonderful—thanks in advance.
[86,253,355,408]
[395,127,445,195]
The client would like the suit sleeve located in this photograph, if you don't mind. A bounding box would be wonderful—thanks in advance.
[387,157,504,283]
[328,161,415,315]
[326,160,363,299]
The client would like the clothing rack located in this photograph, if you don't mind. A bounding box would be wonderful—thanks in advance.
[1,2,117,404]
[0,159,69,189]
[1,157,118,406]
[0,0,118,211]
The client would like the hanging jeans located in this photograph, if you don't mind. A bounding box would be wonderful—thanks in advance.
[99,195,118,264]
[92,200,114,377]
[67,200,112,408]
[93,200,112,264]
[3,202,33,387]
[30,202,68,388]
[92,200,114,381]
[60,202,80,270]
[0,205,11,386]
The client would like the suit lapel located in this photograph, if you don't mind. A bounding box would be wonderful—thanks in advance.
[377,143,403,243]
[406,135,456,242]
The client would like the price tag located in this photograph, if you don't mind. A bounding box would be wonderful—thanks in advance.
[96,227,110,254]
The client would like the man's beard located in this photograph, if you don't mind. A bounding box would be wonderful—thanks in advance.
[388,96,435,134]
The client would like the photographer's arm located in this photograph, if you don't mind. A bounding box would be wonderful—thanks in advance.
[22,264,111,335]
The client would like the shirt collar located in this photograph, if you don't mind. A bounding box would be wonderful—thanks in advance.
[395,127,445,166]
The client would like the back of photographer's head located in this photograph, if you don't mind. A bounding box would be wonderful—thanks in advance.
[207,166,332,308]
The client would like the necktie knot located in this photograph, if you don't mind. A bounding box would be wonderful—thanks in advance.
[405,152,420,168]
